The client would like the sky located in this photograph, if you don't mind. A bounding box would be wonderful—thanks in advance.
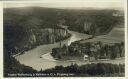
[4,0,125,10]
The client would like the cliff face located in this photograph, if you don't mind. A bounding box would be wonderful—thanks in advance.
[35,28,69,45]
[4,26,70,55]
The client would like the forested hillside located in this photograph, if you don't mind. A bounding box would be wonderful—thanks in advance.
[4,7,124,77]
[4,7,124,54]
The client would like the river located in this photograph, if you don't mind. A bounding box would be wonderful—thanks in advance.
[15,27,124,71]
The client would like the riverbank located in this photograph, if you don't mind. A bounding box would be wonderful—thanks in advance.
[12,30,71,58]
[51,26,124,61]
[15,30,91,71]
[15,27,124,71]
[42,52,125,63]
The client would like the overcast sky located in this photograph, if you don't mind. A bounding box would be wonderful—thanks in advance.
[4,0,124,10]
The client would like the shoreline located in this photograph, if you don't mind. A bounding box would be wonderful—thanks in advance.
[12,31,72,58]
[15,27,124,71]
[42,52,125,64]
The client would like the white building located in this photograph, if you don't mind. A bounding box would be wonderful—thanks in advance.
[84,55,89,61]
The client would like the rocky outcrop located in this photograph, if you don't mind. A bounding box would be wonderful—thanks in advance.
[6,27,70,55]
[36,28,69,44]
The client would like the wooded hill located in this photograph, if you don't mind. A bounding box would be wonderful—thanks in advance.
[4,7,124,77]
